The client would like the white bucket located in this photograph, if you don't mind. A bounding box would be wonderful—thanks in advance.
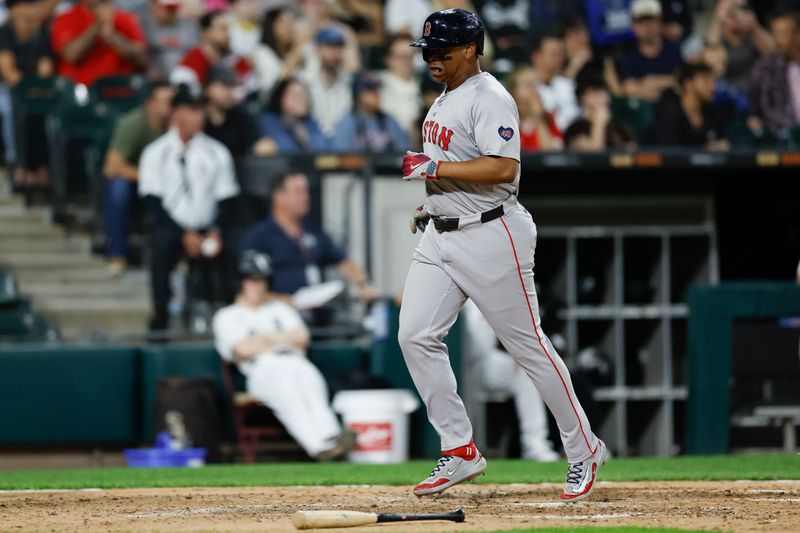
[332,389,420,464]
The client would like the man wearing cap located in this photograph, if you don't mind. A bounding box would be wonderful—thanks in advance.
[331,71,411,153]
[212,250,357,461]
[300,25,353,139]
[204,64,273,162]
[619,0,684,102]
[140,0,199,80]
[138,86,241,331]
[171,9,252,95]
[51,0,146,85]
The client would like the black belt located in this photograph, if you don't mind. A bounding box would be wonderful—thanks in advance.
[432,205,504,233]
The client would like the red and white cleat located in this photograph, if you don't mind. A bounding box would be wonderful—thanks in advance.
[412,441,486,497]
[560,439,607,503]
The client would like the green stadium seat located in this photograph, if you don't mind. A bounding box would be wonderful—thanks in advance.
[611,97,655,140]
[89,75,147,114]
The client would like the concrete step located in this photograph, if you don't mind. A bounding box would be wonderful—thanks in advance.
[38,297,151,312]
[0,236,91,254]
[45,306,150,339]
[0,211,51,225]
[20,282,149,301]
[10,266,116,284]
[0,252,106,270]
[0,222,64,237]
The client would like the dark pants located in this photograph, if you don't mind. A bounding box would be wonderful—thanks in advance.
[149,224,232,318]
[105,177,138,259]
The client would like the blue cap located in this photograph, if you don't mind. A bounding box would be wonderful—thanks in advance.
[315,26,346,46]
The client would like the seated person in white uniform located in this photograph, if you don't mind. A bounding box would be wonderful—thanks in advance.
[213,251,356,461]
[462,300,559,462]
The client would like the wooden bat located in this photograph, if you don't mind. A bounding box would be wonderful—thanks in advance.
[292,508,465,529]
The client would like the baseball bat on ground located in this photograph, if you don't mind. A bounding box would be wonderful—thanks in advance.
[292,508,465,529]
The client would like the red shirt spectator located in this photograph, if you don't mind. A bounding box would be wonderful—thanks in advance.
[51,0,146,86]
[170,10,252,96]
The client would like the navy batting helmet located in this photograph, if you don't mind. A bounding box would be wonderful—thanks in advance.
[410,9,484,55]
[239,250,272,280]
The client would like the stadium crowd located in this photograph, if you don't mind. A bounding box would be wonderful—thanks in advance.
[1,0,800,328]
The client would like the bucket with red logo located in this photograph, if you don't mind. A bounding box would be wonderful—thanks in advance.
[332,390,419,463]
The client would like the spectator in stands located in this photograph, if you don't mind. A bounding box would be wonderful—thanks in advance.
[171,10,252,95]
[529,31,580,132]
[213,251,356,461]
[661,0,692,43]
[528,0,584,40]
[239,172,376,303]
[569,74,637,151]
[228,0,263,58]
[702,42,749,117]
[259,78,329,153]
[0,0,53,186]
[300,26,353,139]
[506,66,561,152]
[296,0,361,73]
[103,81,174,275]
[561,18,595,80]
[652,62,732,149]
[477,0,530,66]
[251,7,304,98]
[384,0,430,37]
[618,0,683,102]
[379,33,420,140]
[748,11,800,139]
[204,64,275,160]
[140,0,199,80]
[138,86,240,331]
[338,0,385,47]
[332,72,411,153]
[51,0,146,86]
[705,0,774,93]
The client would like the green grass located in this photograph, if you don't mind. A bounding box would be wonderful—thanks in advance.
[0,454,797,490]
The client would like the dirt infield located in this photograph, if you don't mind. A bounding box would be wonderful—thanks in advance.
[1,481,798,532]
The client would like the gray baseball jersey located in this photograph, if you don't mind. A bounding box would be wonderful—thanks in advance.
[399,70,601,463]
[422,72,521,217]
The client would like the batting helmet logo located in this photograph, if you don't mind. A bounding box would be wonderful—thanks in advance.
[423,22,431,37]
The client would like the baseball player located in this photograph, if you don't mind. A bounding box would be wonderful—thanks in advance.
[399,9,606,502]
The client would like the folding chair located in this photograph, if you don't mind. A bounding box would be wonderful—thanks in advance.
[219,359,287,463]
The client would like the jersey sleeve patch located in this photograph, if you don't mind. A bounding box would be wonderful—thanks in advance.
[498,127,515,141]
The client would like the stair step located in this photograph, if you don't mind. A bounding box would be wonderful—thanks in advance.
[0,211,51,225]
[0,223,64,237]
[0,236,91,254]
[46,309,150,340]
[38,297,151,312]
[10,266,117,283]
[0,252,106,269]
[20,282,148,300]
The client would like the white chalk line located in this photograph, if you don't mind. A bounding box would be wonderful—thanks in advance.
[507,512,644,521]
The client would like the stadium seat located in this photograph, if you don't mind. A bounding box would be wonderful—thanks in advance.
[611,97,655,140]
[46,100,116,224]
[219,359,287,463]
[89,75,147,114]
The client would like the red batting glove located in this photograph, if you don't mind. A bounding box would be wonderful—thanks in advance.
[402,151,440,180]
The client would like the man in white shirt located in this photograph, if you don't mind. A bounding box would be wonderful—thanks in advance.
[213,251,356,461]
[138,86,241,331]
[530,31,581,133]
[300,26,353,138]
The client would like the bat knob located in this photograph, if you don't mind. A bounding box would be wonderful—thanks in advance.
[452,508,466,522]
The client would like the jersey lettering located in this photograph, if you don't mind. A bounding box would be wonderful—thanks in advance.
[423,120,454,151]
